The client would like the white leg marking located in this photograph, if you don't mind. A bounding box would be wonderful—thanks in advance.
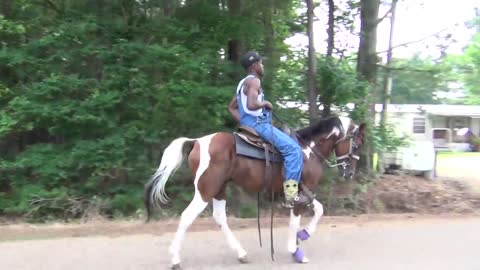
[306,199,324,235]
[213,199,247,258]
[288,210,309,263]
[288,210,301,253]
[169,192,208,266]
[169,134,215,266]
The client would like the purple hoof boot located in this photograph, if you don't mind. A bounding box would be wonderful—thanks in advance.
[292,247,305,263]
[297,229,310,241]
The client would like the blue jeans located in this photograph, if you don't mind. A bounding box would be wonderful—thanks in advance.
[240,112,303,182]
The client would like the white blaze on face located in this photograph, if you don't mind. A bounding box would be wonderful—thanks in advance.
[326,127,340,139]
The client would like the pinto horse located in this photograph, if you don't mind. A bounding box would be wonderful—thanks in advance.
[144,115,366,269]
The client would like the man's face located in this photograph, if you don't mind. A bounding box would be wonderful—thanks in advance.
[254,60,264,77]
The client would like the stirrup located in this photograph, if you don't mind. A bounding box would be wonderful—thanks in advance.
[283,186,315,209]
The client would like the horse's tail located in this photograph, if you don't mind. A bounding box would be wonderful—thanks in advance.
[144,137,196,222]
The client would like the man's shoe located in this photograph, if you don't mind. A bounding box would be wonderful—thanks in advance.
[283,180,314,208]
[283,179,298,208]
[283,180,314,209]
[293,190,313,208]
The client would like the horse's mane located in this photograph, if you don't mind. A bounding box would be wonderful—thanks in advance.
[296,115,343,141]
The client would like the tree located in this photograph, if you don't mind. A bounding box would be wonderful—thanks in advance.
[319,0,335,117]
[0,0,302,220]
[355,0,380,174]
[306,0,319,123]
[384,56,449,104]
[455,32,480,104]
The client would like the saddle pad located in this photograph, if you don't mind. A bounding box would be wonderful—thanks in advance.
[233,133,283,163]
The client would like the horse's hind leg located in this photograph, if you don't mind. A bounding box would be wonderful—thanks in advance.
[212,188,248,263]
[169,191,208,268]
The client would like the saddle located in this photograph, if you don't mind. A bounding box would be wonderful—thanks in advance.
[233,125,300,163]
[237,126,279,154]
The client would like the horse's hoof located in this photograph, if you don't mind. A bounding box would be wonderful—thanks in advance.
[238,256,249,264]
[292,248,309,263]
[171,263,182,270]
[297,229,310,241]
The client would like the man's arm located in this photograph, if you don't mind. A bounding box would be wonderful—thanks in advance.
[228,94,240,123]
[244,77,272,111]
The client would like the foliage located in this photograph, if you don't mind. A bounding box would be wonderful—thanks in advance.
[0,0,301,221]
[317,56,367,109]
[450,32,480,105]
[470,136,480,152]
[382,56,452,104]
[2,0,475,222]
[370,124,410,153]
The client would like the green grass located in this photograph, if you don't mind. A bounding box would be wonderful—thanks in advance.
[436,151,480,159]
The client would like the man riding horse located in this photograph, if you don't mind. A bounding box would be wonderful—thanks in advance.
[228,50,312,208]
[144,50,367,268]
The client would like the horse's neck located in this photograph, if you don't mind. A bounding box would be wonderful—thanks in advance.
[316,137,336,162]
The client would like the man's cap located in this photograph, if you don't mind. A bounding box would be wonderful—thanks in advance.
[240,51,264,69]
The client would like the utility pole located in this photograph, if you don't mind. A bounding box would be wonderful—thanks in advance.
[378,0,398,173]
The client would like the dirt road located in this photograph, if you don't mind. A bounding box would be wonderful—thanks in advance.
[1,214,480,270]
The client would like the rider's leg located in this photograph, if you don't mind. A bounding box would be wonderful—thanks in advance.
[254,123,302,175]
[253,122,310,207]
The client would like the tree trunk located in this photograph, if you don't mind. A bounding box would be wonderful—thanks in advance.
[326,0,335,57]
[227,0,244,80]
[1,0,13,18]
[262,0,275,97]
[306,0,318,123]
[357,0,380,82]
[378,0,397,173]
[320,0,335,118]
[162,0,176,16]
[356,0,380,175]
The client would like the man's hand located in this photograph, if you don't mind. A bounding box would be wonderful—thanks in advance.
[263,101,273,111]
[228,94,240,123]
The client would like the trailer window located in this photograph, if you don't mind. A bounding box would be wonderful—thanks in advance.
[413,117,426,134]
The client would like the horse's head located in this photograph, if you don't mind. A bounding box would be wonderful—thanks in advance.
[297,116,367,181]
[333,119,367,180]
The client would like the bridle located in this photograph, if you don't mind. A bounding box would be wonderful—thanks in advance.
[271,112,361,169]
[334,125,360,163]
[297,124,361,169]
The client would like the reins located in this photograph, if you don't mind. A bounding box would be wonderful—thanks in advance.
[255,112,356,261]
[272,112,357,168]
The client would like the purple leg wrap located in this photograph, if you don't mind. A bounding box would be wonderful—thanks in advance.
[292,247,305,263]
[297,229,310,241]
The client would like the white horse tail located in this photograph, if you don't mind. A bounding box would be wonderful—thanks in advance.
[144,137,196,221]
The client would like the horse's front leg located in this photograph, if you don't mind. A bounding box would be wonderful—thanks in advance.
[297,199,324,241]
[287,209,309,263]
